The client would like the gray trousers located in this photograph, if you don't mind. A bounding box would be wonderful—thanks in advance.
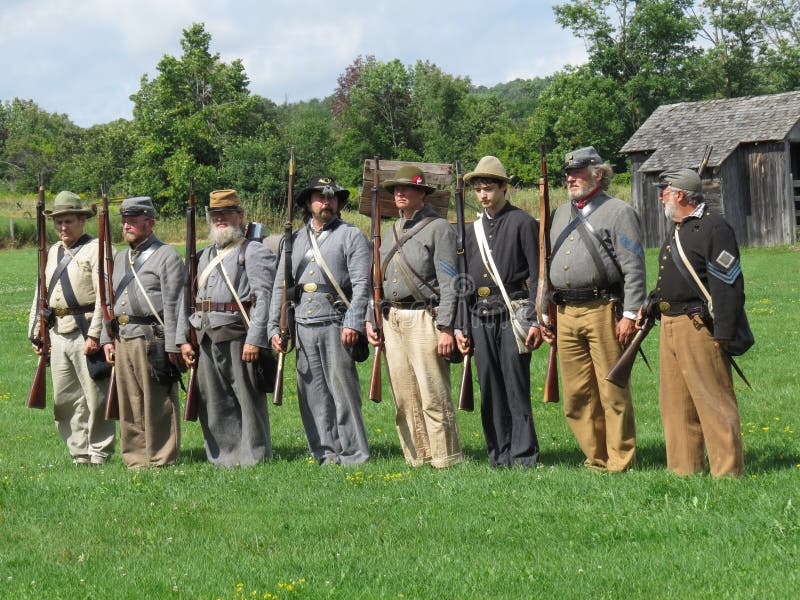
[197,337,271,467]
[296,322,369,465]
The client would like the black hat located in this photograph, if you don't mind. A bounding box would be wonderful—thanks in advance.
[296,176,350,205]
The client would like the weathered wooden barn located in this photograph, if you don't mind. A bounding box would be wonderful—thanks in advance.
[620,91,800,247]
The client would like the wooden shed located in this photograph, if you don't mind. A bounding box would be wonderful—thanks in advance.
[620,91,800,248]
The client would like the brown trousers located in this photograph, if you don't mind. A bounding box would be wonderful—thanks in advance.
[659,315,743,477]
[556,299,636,472]
[115,337,181,468]
[383,308,463,468]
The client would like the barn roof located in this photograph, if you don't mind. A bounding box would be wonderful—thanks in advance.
[620,91,800,172]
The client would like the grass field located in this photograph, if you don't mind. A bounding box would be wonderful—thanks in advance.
[0,241,798,599]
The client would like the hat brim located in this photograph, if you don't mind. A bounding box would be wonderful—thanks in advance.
[296,188,350,205]
[381,179,435,194]
[462,171,510,183]
[44,205,97,218]
[653,181,669,188]
[207,205,244,213]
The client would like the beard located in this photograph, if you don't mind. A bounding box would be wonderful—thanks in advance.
[209,223,244,247]
[663,197,678,220]
[567,180,593,200]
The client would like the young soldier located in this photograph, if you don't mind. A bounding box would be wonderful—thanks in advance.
[101,197,184,468]
[541,147,646,472]
[178,190,277,467]
[651,168,745,477]
[456,156,542,468]
[269,177,371,465]
[28,191,115,465]
[365,165,463,468]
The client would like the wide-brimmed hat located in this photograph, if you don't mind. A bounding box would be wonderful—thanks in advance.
[119,196,155,218]
[564,146,604,170]
[208,189,243,213]
[381,165,435,194]
[463,156,510,183]
[43,191,97,218]
[654,168,702,193]
[296,176,350,205]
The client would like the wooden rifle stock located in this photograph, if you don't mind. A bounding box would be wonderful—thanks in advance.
[453,161,474,411]
[27,174,49,409]
[273,147,296,406]
[536,144,560,404]
[606,296,656,387]
[368,157,384,403]
[98,184,120,420]
[183,178,200,421]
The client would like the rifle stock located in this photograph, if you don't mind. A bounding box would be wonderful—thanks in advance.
[368,157,384,403]
[606,296,656,387]
[27,174,48,409]
[453,161,474,412]
[98,183,120,420]
[273,147,296,406]
[536,144,560,404]
[183,178,200,421]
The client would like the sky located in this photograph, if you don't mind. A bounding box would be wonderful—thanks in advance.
[0,0,588,128]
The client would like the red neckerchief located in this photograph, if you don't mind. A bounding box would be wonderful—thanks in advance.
[573,185,602,210]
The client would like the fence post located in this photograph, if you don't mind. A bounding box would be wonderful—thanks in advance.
[9,217,14,243]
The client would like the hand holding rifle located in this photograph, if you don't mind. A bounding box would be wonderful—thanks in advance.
[452,161,474,412]
[98,183,120,419]
[181,178,201,420]
[365,157,384,403]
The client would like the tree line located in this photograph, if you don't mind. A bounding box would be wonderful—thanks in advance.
[1,1,798,214]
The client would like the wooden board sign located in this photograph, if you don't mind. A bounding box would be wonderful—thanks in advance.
[359,159,453,219]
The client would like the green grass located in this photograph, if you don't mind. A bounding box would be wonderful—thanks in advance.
[1,244,798,599]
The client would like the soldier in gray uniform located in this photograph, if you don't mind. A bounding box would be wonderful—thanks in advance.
[178,189,277,467]
[101,197,184,468]
[28,191,115,465]
[365,165,463,469]
[541,147,646,472]
[269,177,371,465]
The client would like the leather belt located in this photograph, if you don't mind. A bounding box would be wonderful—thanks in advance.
[53,304,94,317]
[658,300,704,317]
[384,297,434,310]
[552,287,615,305]
[475,283,526,299]
[194,300,252,313]
[115,314,161,326]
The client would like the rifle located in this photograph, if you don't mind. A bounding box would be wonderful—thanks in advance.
[606,294,656,387]
[368,157,384,403]
[183,178,201,420]
[27,174,49,409]
[536,144,560,404]
[453,161,474,412]
[273,147,296,406]
[98,183,120,420]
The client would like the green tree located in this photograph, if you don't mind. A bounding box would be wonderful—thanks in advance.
[756,0,800,91]
[128,22,274,213]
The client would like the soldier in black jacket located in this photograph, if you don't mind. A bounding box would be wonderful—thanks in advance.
[649,168,744,477]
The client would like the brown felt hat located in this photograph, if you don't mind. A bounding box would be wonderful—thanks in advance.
[208,189,243,212]
[381,165,435,194]
[463,156,510,183]
[44,191,97,218]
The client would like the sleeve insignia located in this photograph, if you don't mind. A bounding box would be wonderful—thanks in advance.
[439,259,458,279]
[715,250,735,270]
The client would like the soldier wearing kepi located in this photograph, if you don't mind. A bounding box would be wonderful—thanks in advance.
[268,177,371,465]
[649,168,745,477]
[541,146,646,472]
[455,156,543,468]
[101,197,184,468]
[28,191,115,465]
[365,165,463,469]
[179,190,277,467]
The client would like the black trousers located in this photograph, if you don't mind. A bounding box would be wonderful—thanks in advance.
[472,312,539,467]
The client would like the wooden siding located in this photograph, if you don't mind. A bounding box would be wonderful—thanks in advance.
[358,159,453,219]
[740,142,794,246]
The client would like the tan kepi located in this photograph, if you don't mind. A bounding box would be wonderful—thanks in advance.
[208,189,243,212]
[463,156,510,183]
[44,191,97,218]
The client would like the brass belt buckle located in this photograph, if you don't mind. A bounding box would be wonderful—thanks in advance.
[658,301,671,313]
[201,298,212,312]
[54,306,67,317]
[303,282,318,293]
[117,313,129,326]
[477,286,491,297]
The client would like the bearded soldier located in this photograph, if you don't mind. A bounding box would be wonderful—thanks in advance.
[28,191,115,465]
[178,189,277,467]
[101,197,184,468]
[268,177,371,465]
